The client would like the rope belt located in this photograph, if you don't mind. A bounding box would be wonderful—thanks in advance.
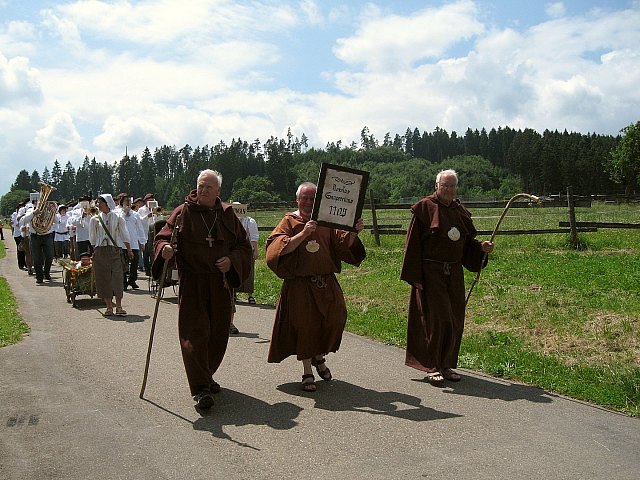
[423,258,458,276]
[310,275,327,289]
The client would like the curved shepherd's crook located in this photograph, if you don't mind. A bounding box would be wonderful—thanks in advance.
[465,193,540,306]
[140,208,183,399]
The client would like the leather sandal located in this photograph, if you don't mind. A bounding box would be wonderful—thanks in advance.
[311,357,332,381]
[425,371,445,385]
[301,374,316,392]
[441,368,461,381]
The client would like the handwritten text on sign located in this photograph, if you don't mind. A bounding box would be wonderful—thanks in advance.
[315,167,363,227]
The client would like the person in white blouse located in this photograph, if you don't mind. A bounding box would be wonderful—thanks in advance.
[70,195,93,257]
[89,194,134,316]
[117,196,147,290]
[54,205,70,259]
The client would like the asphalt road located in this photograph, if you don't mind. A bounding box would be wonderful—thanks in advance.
[0,249,638,479]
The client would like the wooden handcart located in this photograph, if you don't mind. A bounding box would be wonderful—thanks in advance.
[60,260,97,307]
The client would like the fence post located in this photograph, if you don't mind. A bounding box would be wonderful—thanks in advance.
[369,190,380,246]
[567,186,578,248]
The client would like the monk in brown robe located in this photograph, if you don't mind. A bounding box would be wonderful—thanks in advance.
[400,169,494,385]
[266,182,366,392]
[153,169,252,410]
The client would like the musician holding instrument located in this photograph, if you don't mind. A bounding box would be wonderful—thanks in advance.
[21,188,56,284]
[70,195,94,257]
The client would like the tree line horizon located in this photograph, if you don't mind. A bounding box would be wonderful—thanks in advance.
[2,123,638,215]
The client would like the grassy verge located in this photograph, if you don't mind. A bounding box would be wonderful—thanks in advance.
[247,202,640,416]
[0,239,30,347]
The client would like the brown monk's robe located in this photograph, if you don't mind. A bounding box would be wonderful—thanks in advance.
[266,213,366,363]
[400,194,487,372]
[153,191,252,396]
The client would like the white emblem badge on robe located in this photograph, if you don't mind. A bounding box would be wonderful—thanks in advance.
[448,226,461,241]
[305,240,320,253]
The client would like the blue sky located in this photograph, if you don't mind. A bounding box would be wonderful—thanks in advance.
[1,0,639,196]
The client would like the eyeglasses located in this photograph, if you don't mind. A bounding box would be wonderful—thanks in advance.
[438,183,457,189]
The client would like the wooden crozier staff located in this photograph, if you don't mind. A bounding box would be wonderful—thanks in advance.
[140,209,183,398]
[465,193,540,306]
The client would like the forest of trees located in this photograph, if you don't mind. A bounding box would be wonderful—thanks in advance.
[1,124,635,215]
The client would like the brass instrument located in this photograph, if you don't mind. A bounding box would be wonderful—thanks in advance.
[84,202,99,216]
[151,206,165,215]
[32,182,57,235]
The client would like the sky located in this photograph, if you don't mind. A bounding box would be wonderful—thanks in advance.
[1,0,639,196]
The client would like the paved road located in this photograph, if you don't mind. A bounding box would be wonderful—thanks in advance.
[0,251,638,479]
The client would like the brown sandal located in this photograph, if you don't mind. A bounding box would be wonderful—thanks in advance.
[425,371,445,385]
[442,368,461,381]
[301,374,316,392]
[311,357,332,381]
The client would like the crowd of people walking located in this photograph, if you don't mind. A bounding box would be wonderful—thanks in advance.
[4,167,493,411]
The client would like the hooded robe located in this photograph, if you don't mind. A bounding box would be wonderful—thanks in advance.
[153,191,252,396]
[266,213,366,363]
[400,194,487,371]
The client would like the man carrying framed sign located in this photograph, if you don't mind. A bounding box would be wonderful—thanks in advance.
[265,164,369,393]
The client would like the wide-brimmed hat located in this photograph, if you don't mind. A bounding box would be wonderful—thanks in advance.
[133,197,143,204]
[143,193,155,201]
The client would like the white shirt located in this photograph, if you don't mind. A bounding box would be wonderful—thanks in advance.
[239,216,259,242]
[89,211,131,248]
[69,207,91,242]
[11,212,21,237]
[54,213,70,240]
[117,208,146,249]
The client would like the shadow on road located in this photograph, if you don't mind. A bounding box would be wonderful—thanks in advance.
[143,390,302,450]
[192,389,302,450]
[412,373,554,404]
[277,380,461,422]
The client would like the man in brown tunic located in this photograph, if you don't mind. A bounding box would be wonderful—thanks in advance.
[401,169,494,385]
[266,182,365,392]
[153,169,252,409]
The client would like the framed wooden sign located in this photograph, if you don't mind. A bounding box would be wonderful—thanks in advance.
[311,163,370,232]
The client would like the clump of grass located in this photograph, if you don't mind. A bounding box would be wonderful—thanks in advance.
[0,276,29,347]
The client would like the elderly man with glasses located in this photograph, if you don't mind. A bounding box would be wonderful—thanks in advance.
[400,169,494,385]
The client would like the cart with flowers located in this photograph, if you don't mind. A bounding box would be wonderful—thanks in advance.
[60,259,97,307]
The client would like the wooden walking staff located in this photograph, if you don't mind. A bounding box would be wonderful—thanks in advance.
[139,209,183,398]
[465,193,540,306]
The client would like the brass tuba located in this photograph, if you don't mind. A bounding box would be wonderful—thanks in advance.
[32,182,58,235]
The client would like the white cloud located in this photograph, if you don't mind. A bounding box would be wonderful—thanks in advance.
[34,112,83,155]
[0,52,42,105]
[334,0,485,71]
[299,0,323,26]
[545,2,566,19]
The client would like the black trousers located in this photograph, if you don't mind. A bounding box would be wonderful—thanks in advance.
[14,236,26,269]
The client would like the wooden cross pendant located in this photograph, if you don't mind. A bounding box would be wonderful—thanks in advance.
[206,235,214,247]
